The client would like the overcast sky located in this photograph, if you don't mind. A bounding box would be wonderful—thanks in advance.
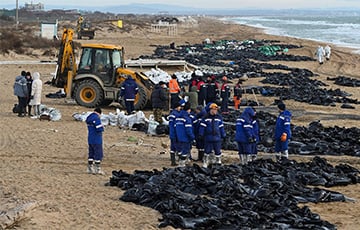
[2,0,360,9]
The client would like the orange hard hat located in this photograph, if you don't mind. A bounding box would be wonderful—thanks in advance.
[209,103,218,110]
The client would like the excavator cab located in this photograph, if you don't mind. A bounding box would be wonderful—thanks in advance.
[77,45,124,86]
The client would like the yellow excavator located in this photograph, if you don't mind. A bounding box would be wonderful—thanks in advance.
[76,16,95,39]
[52,28,153,109]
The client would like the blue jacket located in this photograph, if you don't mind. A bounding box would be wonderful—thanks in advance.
[199,113,226,142]
[275,110,292,139]
[120,78,139,101]
[252,118,260,143]
[86,112,104,144]
[193,109,206,137]
[175,110,195,143]
[13,75,28,97]
[168,109,180,140]
[235,107,255,143]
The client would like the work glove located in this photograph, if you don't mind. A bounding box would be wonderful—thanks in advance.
[248,137,256,143]
[236,96,240,100]
[280,133,287,142]
[30,95,34,100]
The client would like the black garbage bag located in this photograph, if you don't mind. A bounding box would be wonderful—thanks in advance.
[156,124,169,135]
[12,104,20,113]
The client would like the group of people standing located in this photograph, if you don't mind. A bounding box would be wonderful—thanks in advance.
[169,101,226,168]
[315,45,331,64]
[235,102,291,165]
[150,73,245,125]
[13,70,43,118]
[168,99,291,168]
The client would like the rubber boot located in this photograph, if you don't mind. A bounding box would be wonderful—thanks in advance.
[87,161,94,174]
[178,156,186,167]
[197,150,204,162]
[251,155,257,162]
[210,153,216,165]
[203,154,209,168]
[94,162,105,175]
[275,152,281,162]
[239,154,245,165]
[215,155,222,165]
[175,151,180,162]
[28,105,32,117]
[170,151,177,166]
[243,154,248,164]
[283,150,289,159]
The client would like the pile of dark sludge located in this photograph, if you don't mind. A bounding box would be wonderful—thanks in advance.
[327,76,360,87]
[257,71,358,106]
[108,157,359,229]
[143,39,359,107]
[222,110,360,157]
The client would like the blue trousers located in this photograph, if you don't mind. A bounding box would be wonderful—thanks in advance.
[88,144,103,162]
[125,100,135,114]
[196,137,204,150]
[178,142,192,158]
[250,142,258,155]
[204,141,222,156]
[237,142,252,155]
[275,139,289,152]
[170,139,179,152]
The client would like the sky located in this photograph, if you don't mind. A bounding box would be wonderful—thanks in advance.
[1,0,360,9]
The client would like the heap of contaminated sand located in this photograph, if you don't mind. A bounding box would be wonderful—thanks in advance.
[0,17,359,229]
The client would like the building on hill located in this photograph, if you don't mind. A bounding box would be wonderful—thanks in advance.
[24,2,44,11]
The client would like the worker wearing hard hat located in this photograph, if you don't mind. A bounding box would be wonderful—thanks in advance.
[199,103,226,168]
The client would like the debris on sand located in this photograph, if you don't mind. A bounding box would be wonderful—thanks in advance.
[108,157,359,229]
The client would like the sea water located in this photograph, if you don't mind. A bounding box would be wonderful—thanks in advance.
[225,11,360,52]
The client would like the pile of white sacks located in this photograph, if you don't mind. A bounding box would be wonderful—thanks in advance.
[72,109,169,135]
[31,104,62,121]
[145,68,194,84]
[72,109,147,127]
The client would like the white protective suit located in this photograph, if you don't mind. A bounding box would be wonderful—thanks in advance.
[316,46,325,64]
[29,72,43,116]
[324,45,331,60]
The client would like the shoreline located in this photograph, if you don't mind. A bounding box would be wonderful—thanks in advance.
[219,16,360,55]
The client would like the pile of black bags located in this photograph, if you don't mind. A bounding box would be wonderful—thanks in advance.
[327,76,360,87]
[108,157,359,229]
[222,110,360,157]
[143,39,358,107]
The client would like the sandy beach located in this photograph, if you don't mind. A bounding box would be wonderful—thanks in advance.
[0,16,360,229]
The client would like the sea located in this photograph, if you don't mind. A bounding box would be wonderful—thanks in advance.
[224,10,360,53]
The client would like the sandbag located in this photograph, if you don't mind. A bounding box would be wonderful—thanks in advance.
[12,104,20,113]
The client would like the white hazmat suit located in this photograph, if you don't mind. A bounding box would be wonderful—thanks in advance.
[29,72,43,117]
[316,46,325,64]
[324,45,331,60]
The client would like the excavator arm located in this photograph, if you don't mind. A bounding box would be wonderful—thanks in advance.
[52,28,77,96]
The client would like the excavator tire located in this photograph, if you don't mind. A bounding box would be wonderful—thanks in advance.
[74,79,104,108]
[120,84,148,110]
